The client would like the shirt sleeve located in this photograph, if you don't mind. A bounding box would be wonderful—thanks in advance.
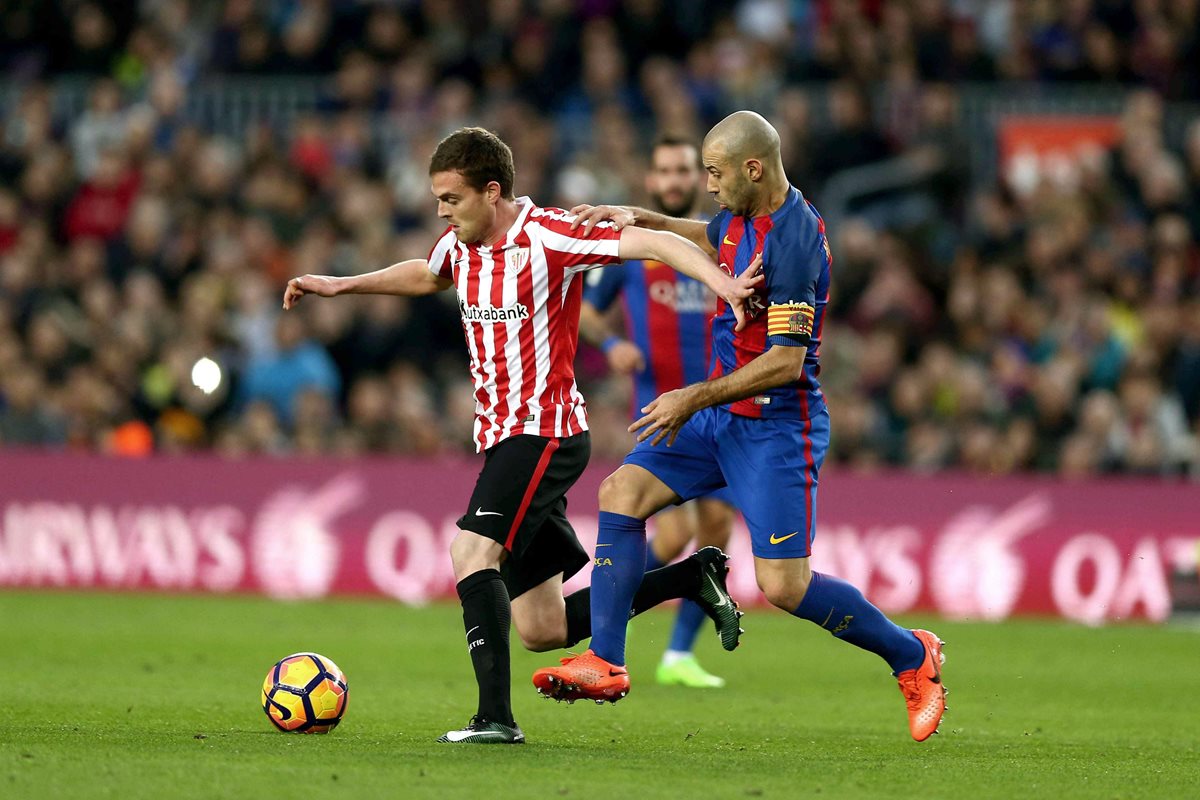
[583,263,626,311]
[427,228,457,280]
[763,228,828,348]
[533,209,623,273]
[706,212,728,250]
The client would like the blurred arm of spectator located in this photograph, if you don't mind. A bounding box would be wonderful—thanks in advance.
[579,297,644,375]
[578,265,643,375]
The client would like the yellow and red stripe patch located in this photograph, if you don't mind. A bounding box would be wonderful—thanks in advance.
[766,302,815,337]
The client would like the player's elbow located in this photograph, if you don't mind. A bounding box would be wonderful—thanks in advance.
[769,345,808,384]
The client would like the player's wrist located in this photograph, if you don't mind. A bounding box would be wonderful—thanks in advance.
[601,336,622,354]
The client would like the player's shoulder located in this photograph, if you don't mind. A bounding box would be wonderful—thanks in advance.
[428,225,459,260]
[708,207,733,229]
[768,192,823,247]
[527,204,619,236]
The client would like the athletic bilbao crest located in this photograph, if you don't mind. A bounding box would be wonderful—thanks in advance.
[505,247,530,272]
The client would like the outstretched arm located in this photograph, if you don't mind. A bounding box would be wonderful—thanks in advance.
[571,204,714,256]
[283,259,452,309]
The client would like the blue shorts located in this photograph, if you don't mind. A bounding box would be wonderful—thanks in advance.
[625,406,830,559]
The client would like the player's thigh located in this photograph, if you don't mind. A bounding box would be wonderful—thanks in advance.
[459,432,590,560]
[649,504,698,562]
[753,555,813,611]
[501,501,588,605]
[718,413,829,561]
[692,493,736,549]
[614,407,726,517]
[510,572,568,652]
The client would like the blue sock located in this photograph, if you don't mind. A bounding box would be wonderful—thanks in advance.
[792,572,924,674]
[589,512,647,665]
[667,599,708,654]
[644,542,665,572]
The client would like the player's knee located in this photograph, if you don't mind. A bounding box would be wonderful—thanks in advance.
[517,627,562,653]
[598,469,646,516]
[449,530,502,580]
[515,618,566,652]
[758,572,812,612]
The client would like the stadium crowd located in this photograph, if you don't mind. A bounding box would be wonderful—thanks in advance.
[1,0,1198,478]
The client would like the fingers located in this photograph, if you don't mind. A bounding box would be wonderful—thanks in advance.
[636,420,663,443]
[569,204,594,228]
[574,207,601,234]
[732,302,746,332]
[282,279,304,310]
[633,352,646,372]
[628,413,654,435]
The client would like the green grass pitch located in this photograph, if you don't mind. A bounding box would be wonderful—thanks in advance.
[2,591,1197,799]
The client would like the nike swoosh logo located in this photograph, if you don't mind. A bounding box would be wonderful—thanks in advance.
[723,235,736,246]
[443,729,510,742]
[769,531,799,545]
[475,508,503,517]
[704,573,730,607]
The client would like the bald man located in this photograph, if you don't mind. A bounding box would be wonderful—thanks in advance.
[533,112,948,742]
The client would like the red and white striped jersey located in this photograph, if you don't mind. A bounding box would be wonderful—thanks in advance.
[428,197,623,452]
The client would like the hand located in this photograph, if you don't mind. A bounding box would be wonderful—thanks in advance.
[569,204,635,235]
[723,253,765,331]
[629,387,697,447]
[607,340,645,374]
[283,274,342,310]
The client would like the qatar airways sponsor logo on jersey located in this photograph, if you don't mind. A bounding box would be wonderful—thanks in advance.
[459,299,531,323]
[648,279,712,314]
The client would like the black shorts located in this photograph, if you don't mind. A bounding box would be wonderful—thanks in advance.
[457,432,591,599]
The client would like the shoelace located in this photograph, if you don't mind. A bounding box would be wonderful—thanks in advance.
[897,673,922,705]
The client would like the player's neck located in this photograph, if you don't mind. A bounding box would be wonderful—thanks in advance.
[749,180,792,218]
[483,198,520,246]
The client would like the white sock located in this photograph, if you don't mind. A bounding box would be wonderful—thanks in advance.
[661,649,691,666]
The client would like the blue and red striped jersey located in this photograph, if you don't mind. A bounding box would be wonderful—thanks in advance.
[705,187,830,420]
[584,259,715,419]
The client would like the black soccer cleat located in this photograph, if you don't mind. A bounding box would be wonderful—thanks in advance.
[436,715,525,744]
[689,546,744,651]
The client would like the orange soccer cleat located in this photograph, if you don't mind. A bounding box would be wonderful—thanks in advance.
[532,649,631,705]
[895,629,947,742]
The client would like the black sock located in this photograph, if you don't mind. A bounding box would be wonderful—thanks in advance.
[456,569,513,726]
[563,559,702,648]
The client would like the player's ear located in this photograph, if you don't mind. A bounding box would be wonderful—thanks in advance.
[485,180,502,204]
[745,158,763,183]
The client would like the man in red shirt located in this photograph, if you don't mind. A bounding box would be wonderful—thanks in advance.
[284,127,754,744]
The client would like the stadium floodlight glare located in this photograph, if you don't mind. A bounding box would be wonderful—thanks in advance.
[191,357,222,395]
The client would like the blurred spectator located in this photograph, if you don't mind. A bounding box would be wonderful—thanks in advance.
[0,0,1194,478]
[239,313,340,427]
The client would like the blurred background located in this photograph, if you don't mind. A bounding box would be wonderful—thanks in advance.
[1,0,1199,479]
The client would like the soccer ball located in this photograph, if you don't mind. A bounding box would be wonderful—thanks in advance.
[261,652,349,734]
